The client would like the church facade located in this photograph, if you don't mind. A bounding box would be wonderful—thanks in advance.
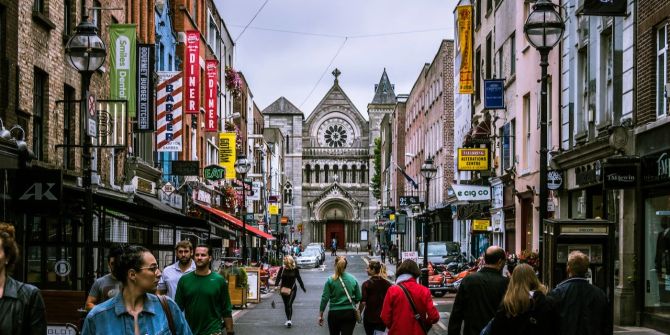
[263,69,396,249]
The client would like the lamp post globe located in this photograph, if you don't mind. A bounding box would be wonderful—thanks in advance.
[234,156,251,174]
[235,156,251,264]
[419,156,437,287]
[420,156,437,179]
[523,0,564,51]
[65,20,107,73]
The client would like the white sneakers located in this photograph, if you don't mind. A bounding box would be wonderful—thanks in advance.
[284,320,292,328]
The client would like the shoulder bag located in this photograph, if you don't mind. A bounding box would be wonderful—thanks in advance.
[280,268,293,296]
[398,283,432,334]
[338,277,362,323]
[158,295,176,335]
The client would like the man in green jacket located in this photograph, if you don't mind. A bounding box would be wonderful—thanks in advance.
[176,244,234,335]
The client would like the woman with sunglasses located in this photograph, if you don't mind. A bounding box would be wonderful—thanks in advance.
[82,245,192,335]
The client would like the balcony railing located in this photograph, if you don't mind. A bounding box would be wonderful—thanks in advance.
[303,147,369,157]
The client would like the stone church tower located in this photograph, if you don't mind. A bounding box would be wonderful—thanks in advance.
[263,69,396,249]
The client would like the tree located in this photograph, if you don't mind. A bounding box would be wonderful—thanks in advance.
[372,137,382,200]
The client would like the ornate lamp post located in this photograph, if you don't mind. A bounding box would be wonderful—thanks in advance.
[524,0,564,279]
[65,18,106,291]
[235,156,251,264]
[420,156,437,287]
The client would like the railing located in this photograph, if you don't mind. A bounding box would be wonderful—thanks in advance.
[303,147,370,157]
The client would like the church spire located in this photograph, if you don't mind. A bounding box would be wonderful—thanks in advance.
[332,68,341,85]
[371,68,396,104]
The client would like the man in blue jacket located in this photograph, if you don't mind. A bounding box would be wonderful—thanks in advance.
[549,250,611,335]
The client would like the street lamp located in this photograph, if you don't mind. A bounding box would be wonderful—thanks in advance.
[420,156,437,287]
[234,156,251,264]
[65,17,106,291]
[524,0,564,279]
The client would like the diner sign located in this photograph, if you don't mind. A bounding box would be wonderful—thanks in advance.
[184,31,200,114]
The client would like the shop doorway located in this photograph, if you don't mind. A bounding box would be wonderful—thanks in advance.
[326,221,345,249]
[521,198,533,251]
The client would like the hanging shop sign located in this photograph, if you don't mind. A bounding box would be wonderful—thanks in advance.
[184,31,200,114]
[547,170,563,190]
[457,148,489,171]
[456,5,474,94]
[602,162,638,189]
[218,132,236,179]
[205,60,218,132]
[110,24,137,117]
[643,150,670,185]
[491,183,503,209]
[12,169,62,214]
[247,181,261,201]
[472,219,490,231]
[452,184,491,202]
[204,164,225,181]
[269,204,279,215]
[136,44,155,131]
[582,0,627,16]
[484,79,505,109]
[399,196,420,207]
[156,71,183,152]
[171,160,199,176]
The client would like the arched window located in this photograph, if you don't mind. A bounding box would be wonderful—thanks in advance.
[305,164,311,183]
[342,166,348,183]
[351,165,357,184]
[333,165,339,182]
[315,165,320,183]
[324,164,330,183]
[284,182,293,204]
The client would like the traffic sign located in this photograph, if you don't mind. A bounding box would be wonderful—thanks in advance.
[86,92,97,137]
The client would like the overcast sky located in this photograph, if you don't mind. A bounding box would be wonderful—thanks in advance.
[216,0,458,118]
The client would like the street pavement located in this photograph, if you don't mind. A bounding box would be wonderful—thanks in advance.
[231,252,667,335]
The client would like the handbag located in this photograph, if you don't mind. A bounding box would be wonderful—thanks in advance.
[158,295,176,335]
[280,286,293,296]
[338,277,362,323]
[480,318,493,335]
[398,283,432,334]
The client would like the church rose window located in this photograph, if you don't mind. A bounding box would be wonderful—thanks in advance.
[317,117,355,147]
[325,125,347,147]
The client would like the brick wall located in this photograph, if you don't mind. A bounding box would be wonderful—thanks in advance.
[0,0,19,127]
[637,0,670,125]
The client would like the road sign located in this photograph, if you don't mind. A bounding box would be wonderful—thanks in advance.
[86,92,97,137]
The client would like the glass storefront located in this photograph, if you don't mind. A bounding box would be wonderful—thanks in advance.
[644,193,670,308]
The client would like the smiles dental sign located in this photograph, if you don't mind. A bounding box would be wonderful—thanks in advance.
[184,31,200,114]
[110,24,136,117]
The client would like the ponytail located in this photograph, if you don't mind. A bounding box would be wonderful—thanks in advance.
[332,256,347,280]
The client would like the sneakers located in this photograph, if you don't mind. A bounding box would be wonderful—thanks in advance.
[285,320,292,328]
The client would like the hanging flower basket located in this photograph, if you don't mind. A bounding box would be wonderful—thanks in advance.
[221,184,239,212]
[225,66,242,97]
[517,249,540,272]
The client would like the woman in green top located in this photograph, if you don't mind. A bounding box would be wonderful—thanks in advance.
[318,256,361,335]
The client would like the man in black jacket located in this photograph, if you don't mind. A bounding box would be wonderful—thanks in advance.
[549,250,611,335]
[448,246,508,335]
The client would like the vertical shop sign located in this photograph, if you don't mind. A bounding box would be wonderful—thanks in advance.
[136,44,155,131]
[457,6,474,94]
[184,31,200,114]
[218,132,236,179]
[205,60,218,132]
[110,24,137,117]
[156,71,183,152]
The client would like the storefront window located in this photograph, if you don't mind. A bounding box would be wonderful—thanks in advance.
[29,217,42,242]
[644,194,670,308]
[27,246,41,284]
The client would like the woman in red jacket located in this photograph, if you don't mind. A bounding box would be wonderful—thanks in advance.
[381,260,440,334]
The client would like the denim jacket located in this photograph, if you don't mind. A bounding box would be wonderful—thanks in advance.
[81,292,192,335]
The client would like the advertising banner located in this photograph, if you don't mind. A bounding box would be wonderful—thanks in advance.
[248,181,261,201]
[136,44,155,131]
[205,60,219,132]
[457,6,474,94]
[156,71,183,152]
[184,30,200,114]
[218,132,236,179]
[457,148,489,171]
[583,0,627,16]
[110,24,137,117]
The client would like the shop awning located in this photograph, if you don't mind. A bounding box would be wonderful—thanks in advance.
[196,204,276,240]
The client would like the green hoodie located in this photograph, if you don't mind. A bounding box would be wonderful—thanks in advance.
[320,272,362,312]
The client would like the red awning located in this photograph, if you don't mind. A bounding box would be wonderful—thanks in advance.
[197,204,276,240]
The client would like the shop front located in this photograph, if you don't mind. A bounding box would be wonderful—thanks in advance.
[448,184,491,258]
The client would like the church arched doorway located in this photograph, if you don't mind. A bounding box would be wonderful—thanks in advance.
[312,200,359,250]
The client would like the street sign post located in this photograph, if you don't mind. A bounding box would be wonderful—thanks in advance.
[86,92,97,137]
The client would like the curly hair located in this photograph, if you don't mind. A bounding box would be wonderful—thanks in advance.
[0,222,20,272]
[112,245,149,284]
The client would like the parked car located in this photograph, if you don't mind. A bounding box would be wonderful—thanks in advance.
[418,241,461,266]
[296,249,321,268]
[305,244,325,264]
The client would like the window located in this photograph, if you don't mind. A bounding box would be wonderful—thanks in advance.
[475,47,482,102]
[342,166,347,183]
[93,1,102,32]
[657,23,668,118]
[33,69,47,160]
[305,165,311,183]
[475,0,481,28]
[64,0,73,36]
[159,43,165,70]
[486,0,492,14]
[208,13,219,56]
[33,0,45,13]
[600,31,613,126]
[192,0,198,25]
[577,47,589,135]
[502,121,515,170]
[510,33,516,75]
[315,165,320,183]
[63,85,76,169]
[284,183,292,204]
[523,94,531,169]
[486,33,492,79]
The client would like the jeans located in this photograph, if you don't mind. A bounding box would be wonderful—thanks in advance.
[280,285,297,320]
[327,309,356,335]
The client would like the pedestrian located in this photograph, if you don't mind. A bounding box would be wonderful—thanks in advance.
[375,244,381,256]
[392,244,399,266]
[276,255,307,328]
[359,260,392,335]
[380,246,386,264]
[318,255,361,335]
[548,251,611,335]
[85,244,124,311]
[157,240,195,300]
[486,264,559,335]
[380,259,439,335]
[81,245,192,335]
[367,242,372,256]
[175,244,235,335]
[447,246,509,335]
[0,222,46,335]
[331,238,338,256]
